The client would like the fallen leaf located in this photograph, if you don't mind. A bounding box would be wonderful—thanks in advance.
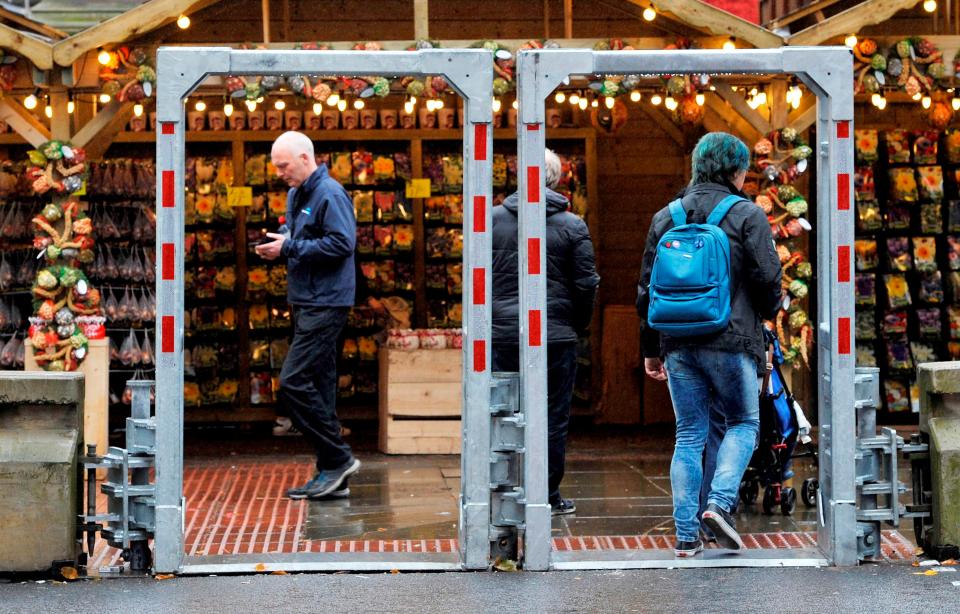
[270,570,288,575]
[942,559,958,566]
[912,561,921,567]
[154,574,175,581]
[377,528,387,532]
[59,566,79,581]
[254,563,267,572]
[494,558,519,572]
[915,548,926,556]
[390,569,401,574]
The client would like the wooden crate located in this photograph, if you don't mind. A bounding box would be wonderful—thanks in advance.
[378,347,462,454]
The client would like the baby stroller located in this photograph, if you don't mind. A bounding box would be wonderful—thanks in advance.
[738,327,818,515]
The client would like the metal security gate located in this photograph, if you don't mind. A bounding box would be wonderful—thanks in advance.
[153,47,494,574]
[513,47,856,570]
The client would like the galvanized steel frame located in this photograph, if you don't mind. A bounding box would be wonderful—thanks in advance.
[515,47,856,569]
[153,47,493,574]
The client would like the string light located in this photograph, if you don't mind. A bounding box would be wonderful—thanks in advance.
[67,99,75,114]
[590,98,598,108]
[845,34,858,48]
[876,96,887,110]
[786,85,803,109]
[642,5,656,21]
[177,14,191,29]
[871,93,882,107]
[326,93,340,107]
[650,94,662,106]
[133,103,144,117]
[555,91,566,103]
[353,99,364,110]
[577,97,587,110]
[953,98,960,111]
[99,93,111,104]
[44,105,52,119]
[435,99,445,109]
[337,98,347,112]
[23,92,38,110]
[511,99,519,110]
[408,95,416,105]
[695,93,705,106]
[274,99,286,110]
[629,90,642,102]
[923,0,937,12]
[604,96,615,109]
[755,91,767,106]
[194,100,206,112]
[665,96,678,111]
[224,102,234,116]
[97,48,111,65]
[723,38,736,51]
[406,99,417,114]
[922,95,932,109]
[569,92,580,106]
[245,99,257,112]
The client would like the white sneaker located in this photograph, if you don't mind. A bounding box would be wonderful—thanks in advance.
[272,417,301,437]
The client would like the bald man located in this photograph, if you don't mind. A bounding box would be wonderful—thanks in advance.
[256,131,360,499]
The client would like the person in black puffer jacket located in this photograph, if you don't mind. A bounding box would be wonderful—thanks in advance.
[492,149,600,516]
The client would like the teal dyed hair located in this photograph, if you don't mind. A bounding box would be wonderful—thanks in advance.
[690,132,750,186]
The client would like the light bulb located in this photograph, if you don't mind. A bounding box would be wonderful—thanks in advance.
[695,93,705,106]
[245,99,257,112]
[650,94,662,106]
[604,96,615,109]
[224,103,234,116]
[590,98,598,108]
[922,95,932,109]
[177,14,191,29]
[99,93,111,104]
[353,99,364,110]
[924,0,937,12]
[912,92,922,101]
[642,6,656,21]
[425,100,434,112]
[406,100,416,114]
[511,99,518,110]
[569,93,580,105]
[844,34,857,48]
[953,98,960,111]
[256,96,264,103]
[791,96,801,110]
[436,99,444,109]
[665,96,678,111]
[409,95,417,105]
[749,87,758,97]
[871,93,882,107]
[194,100,206,112]
[723,38,736,51]
[555,91,566,103]
[755,91,767,106]
[876,97,887,110]
[133,103,144,117]
[326,93,340,107]
[747,96,760,110]
[67,100,75,114]
[275,99,286,110]
[97,49,111,65]
[577,97,587,110]
[23,94,37,109]
[44,105,52,119]
[337,99,346,112]
[629,90,641,102]
[310,102,320,115]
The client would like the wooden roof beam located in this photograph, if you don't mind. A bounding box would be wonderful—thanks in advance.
[788,0,923,46]
[0,22,53,70]
[0,6,67,40]
[765,0,844,32]
[52,0,225,67]
[625,0,785,48]
[0,97,51,147]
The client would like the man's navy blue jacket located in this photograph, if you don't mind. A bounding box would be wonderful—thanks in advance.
[280,164,356,307]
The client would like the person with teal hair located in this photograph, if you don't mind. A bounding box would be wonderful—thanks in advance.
[636,132,782,557]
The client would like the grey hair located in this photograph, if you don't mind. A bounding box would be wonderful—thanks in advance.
[272,130,315,159]
[545,148,562,189]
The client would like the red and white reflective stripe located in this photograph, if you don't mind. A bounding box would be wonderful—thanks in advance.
[837,245,850,283]
[835,120,852,355]
[836,121,850,211]
[470,122,490,372]
[472,268,485,305]
[161,243,175,280]
[527,238,541,275]
[524,124,545,348]
[837,316,851,355]
[472,196,486,232]
[528,310,542,347]
[159,122,177,353]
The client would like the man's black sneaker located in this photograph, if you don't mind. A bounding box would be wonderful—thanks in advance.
[701,502,744,551]
[551,498,577,516]
[674,539,703,558]
[286,458,361,500]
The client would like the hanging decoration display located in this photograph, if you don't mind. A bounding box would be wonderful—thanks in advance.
[98,46,156,102]
[853,37,945,96]
[0,51,19,95]
[25,141,102,371]
[749,129,815,366]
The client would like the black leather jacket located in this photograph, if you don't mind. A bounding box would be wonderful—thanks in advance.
[636,182,783,373]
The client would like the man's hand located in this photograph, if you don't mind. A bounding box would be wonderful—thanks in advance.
[254,233,286,261]
[644,357,667,381]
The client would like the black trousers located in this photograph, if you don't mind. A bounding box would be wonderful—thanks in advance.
[492,341,578,505]
[279,306,353,472]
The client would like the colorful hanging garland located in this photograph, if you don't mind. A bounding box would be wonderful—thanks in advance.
[98,46,156,102]
[25,141,102,372]
[750,128,814,366]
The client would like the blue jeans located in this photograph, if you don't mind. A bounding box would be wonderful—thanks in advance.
[665,347,760,542]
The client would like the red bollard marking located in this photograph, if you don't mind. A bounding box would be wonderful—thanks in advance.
[472,268,485,305]
[838,317,851,355]
[473,196,486,233]
[161,315,175,353]
[529,310,542,347]
[161,170,175,207]
[527,166,540,203]
[161,243,175,280]
[473,339,485,372]
[161,122,175,135]
[837,173,850,211]
[474,123,487,161]
[837,245,850,283]
[836,121,849,139]
[528,238,541,274]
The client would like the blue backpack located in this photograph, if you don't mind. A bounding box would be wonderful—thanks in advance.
[647,194,743,337]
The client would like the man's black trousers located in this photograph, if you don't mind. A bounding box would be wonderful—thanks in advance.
[492,341,578,506]
[279,306,353,472]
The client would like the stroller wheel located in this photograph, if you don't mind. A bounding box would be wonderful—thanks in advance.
[762,485,777,515]
[739,479,759,505]
[801,478,819,508]
[780,487,797,515]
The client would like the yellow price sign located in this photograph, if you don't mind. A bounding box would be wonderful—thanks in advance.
[72,180,87,196]
[226,186,253,207]
[405,178,431,199]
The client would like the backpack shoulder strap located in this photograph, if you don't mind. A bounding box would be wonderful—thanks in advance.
[667,199,686,227]
[706,194,744,227]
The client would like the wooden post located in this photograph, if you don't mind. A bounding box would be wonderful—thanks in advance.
[563,0,573,38]
[410,137,427,329]
[414,0,429,40]
[769,80,788,129]
[48,86,71,141]
[233,138,252,407]
[282,0,290,42]
[262,0,270,44]
[543,0,551,39]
